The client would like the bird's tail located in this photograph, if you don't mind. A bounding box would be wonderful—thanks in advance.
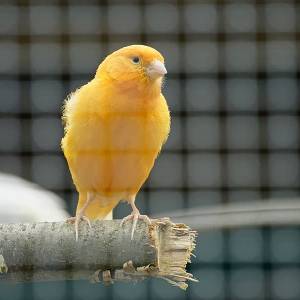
[76,193,117,220]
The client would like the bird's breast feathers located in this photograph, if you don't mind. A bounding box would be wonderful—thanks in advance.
[62,81,170,197]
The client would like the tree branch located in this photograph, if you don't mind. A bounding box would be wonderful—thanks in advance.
[157,199,300,231]
[0,218,197,290]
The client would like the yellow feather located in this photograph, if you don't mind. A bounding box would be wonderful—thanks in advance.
[62,45,170,220]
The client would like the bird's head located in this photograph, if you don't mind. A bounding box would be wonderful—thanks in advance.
[96,45,167,94]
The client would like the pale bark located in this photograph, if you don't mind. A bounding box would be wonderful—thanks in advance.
[0,218,197,290]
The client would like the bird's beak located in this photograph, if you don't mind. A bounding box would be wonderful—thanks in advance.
[146,60,167,79]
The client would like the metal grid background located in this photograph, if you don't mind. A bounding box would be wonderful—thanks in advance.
[0,0,300,299]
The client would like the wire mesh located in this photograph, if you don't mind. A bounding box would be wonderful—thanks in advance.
[0,0,299,299]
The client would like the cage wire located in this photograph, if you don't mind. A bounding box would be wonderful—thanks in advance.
[0,0,300,300]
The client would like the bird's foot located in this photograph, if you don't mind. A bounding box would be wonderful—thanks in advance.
[120,211,151,240]
[66,215,92,241]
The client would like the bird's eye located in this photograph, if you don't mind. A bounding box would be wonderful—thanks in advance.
[132,56,140,64]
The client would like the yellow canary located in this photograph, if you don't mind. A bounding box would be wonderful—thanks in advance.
[61,45,170,239]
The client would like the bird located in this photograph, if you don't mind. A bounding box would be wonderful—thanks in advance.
[61,45,170,240]
[0,172,69,223]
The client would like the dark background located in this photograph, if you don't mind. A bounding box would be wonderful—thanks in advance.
[0,0,299,299]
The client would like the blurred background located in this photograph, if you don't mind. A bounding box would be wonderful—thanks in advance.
[0,0,300,299]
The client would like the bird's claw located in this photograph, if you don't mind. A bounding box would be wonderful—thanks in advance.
[66,215,92,241]
[120,212,151,240]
